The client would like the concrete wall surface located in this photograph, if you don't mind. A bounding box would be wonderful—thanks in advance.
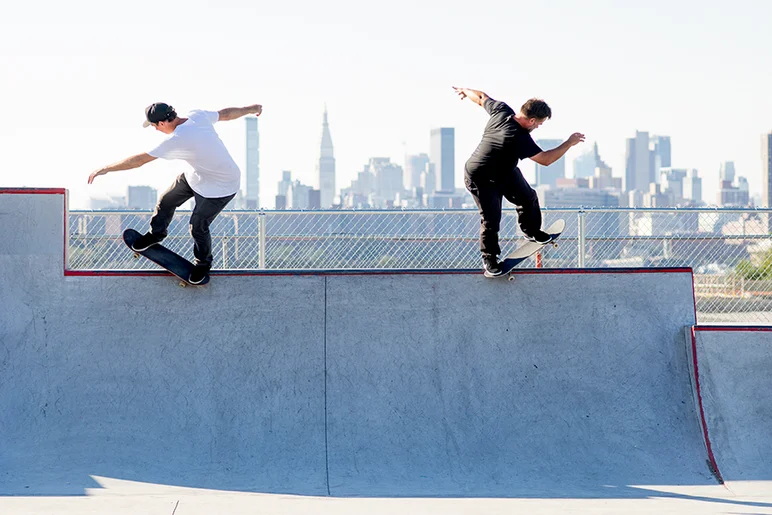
[693,327,772,495]
[0,189,741,498]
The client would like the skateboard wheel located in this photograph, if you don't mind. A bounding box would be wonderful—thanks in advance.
[179,281,187,288]
[133,253,140,259]
[508,275,514,281]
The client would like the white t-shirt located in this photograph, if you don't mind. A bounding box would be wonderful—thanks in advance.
[148,110,241,198]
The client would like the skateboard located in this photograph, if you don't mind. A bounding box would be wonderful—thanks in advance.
[122,228,209,287]
[485,219,566,280]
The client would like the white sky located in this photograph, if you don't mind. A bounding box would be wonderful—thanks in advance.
[1,0,771,208]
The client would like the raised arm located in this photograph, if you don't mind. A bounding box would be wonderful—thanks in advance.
[452,86,491,107]
[530,133,586,166]
[217,104,263,121]
[88,153,157,184]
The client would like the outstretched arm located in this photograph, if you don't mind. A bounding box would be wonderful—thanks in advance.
[88,153,157,184]
[530,133,586,166]
[452,86,491,107]
[218,104,263,121]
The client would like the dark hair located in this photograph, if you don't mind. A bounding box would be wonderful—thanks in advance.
[521,98,552,120]
[145,103,178,125]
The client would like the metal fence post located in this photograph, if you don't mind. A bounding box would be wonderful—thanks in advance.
[578,210,586,268]
[258,211,266,269]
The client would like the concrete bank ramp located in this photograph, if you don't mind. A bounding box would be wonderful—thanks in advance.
[0,189,718,497]
[692,327,772,496]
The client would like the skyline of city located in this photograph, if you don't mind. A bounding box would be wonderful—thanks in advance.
[87,110,772,211]
[63,112,772,211]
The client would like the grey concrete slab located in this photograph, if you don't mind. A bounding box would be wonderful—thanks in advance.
[0,190,743,502]
[693,327,772,495]
[325,272,715,497]
[0,192,65,257]
[0,268,328,495]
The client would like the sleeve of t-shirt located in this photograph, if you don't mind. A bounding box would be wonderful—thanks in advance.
[520,134,543,160]
[147,135,184,160]
[484,98,514,117]
[190,109,219,124]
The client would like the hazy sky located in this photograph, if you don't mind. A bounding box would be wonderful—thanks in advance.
[2,0,771,208]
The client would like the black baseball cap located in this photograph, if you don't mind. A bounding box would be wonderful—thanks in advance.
[142,103,176,128]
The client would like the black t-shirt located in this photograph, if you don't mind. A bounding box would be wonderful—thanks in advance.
[464,98,542,178]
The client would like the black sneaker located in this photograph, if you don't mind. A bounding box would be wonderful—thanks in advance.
[189,265,210,285]
[482,255,503,277]
[131,232,164,252]
[524,230,553,245]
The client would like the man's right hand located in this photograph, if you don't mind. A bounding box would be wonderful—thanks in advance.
[568,133,586,146]
[88,169,107,184]
[452,86,489,107]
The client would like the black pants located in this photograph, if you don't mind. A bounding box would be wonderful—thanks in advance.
[149,174,235,268]
[465,167,542,257]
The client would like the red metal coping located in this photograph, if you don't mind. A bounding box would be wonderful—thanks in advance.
[0,188,66,194]
[693,326,772,332]
[64,267,694,277]
[689,327,724,483]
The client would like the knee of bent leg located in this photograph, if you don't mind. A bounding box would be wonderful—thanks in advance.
[189,215,210,237]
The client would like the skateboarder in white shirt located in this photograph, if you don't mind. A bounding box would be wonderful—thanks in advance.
[88,102,262,284]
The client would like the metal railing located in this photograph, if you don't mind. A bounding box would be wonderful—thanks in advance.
[68,207,772,325]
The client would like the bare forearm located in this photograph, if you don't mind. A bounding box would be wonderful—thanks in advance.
[218,104,262,121]
[88,153,156,184]
[100,153,155,173]
[539,141,574,166]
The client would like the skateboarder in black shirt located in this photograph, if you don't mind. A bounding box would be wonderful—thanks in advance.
[453,86,584,276]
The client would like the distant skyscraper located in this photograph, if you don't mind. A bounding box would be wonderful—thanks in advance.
[625,131,651,194]
[277,171,292,196]
[718,178,750,207]
[421,163,437,195]
[406,153,430,191]
[535,139,564,187]
[651,135,671,168]
[245,117,260,209]
[660,168,687,200]
[127,186,157,210]
[308,189,321,209]
[718,163,750,207]
[287,180,313,209]
[370,157,404,206]
[276,171,292,209]
[683,169,702,204]
[317,106,336,208]
[762,132,772,208]
[572,143,597,179]
[719,161,736,185]
[430,128,454,192]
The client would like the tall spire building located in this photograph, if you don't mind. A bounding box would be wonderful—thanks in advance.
[317,106,336,208]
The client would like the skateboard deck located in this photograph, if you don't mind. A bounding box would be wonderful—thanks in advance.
[122,228,209,287]
[485,219,566,279]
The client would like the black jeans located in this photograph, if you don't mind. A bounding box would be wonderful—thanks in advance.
[149,174,235,268]
[465,167,542,258]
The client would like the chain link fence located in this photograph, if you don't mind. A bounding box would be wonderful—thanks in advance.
[68,208,772,325]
